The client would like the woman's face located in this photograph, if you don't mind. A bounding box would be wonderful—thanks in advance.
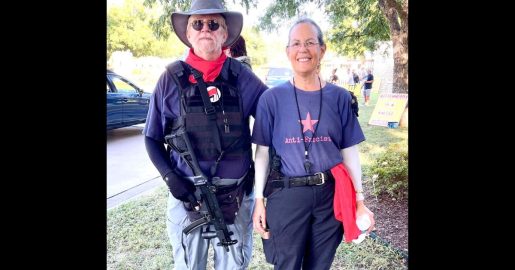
[286,23,326,76]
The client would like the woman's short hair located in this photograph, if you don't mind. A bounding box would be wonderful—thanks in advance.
[288,18,325,46]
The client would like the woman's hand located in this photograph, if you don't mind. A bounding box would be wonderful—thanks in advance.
[356,200,375,234]
[252,198,270,239]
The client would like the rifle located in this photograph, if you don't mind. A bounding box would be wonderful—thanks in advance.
[165,127,238,252]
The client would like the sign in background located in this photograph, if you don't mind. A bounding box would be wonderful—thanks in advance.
[368,93,408,127]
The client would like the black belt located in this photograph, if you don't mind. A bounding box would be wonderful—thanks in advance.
[270,171,332,188]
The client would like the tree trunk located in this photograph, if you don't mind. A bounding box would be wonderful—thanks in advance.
[379,0,408,94]
[391,32,408,93]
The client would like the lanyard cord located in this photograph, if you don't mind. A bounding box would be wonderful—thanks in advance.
[292,76,323,173]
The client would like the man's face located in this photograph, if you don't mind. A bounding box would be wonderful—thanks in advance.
[186,14,228,55]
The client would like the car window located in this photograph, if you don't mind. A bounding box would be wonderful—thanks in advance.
[268,68,292,77]
[107,82,111,93]
[111,76,138,93]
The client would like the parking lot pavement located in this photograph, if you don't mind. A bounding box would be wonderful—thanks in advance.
[107,125,160,208]
[107,176,164,209]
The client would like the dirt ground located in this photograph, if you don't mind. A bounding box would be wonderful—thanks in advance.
[365,190,408,254]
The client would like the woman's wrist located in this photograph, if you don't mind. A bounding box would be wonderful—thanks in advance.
[356,190,365,201]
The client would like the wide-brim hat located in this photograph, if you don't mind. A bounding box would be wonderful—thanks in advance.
[171,0,243,48]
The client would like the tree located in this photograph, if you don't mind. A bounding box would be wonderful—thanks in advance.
[143,0,258,39]
[240,27,268,67]
[146,0,407,93]
[107,0,186,58]
[259,0,407,93]
[143,0,267,66]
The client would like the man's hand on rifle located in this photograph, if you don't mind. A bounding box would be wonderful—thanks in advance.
[164,171,200,209]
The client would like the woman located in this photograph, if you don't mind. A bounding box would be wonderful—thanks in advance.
[251,18,375,270]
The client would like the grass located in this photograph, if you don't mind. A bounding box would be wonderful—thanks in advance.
[107,78,408,269]
[107,189,173,269]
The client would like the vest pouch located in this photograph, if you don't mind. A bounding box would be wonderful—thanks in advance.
[215,178,248,224]
[183,179,247,225]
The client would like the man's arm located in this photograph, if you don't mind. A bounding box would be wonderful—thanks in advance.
[145,136,196,203]
[144,136,174,177]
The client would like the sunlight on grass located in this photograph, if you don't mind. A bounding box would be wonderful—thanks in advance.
[107,187,173,270]
[107,186,407,269]
[333,238,407,269]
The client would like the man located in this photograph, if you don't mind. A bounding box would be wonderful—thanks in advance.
[362,69,374,106]
[143,0,267,269]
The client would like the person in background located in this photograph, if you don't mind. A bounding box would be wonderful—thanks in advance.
[328,68,339,84]
[345,68,355,92]
[226,35,252,70]
[251,18,375,270]
[143,0,267,269]
[362,69,374,106]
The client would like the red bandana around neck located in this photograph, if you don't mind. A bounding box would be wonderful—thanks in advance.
[185,48,227,83]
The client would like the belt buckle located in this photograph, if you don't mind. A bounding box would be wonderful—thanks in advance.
[314,172,325,185]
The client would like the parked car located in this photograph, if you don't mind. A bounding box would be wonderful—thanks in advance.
[264,67,293,88]
[107,70,151,130]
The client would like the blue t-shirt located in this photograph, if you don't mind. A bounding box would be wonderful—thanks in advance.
[252,81,365,177]
[144,60,268,178]
[364,74,374,89]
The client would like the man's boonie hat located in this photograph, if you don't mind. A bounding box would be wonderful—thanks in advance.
[171,0,243,48]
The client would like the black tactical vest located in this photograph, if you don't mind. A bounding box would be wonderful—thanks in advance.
[165,59,251,173]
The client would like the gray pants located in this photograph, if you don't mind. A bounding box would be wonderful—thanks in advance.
[362,88,371,97]
[166,190,255,270]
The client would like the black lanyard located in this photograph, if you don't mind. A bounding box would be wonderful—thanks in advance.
[292,76,323,174]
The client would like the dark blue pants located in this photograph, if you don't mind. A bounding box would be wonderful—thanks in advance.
[262,179,343,270]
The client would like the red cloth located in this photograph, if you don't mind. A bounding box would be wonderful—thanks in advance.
[185,48,227,83]
[331,163,361,242]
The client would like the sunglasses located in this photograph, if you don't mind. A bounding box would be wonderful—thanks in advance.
[191,19,221,31]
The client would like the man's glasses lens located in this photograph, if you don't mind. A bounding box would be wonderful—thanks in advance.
[192,20,220,31]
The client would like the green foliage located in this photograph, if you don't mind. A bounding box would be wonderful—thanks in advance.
[257,0,307,32]
[366,144,408,200]
[255,0,408,94]
[241,27,267,66]
[326,0,390,57]
[107,0,187,58]
[143,0,259,38]
[141,0,398,57]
